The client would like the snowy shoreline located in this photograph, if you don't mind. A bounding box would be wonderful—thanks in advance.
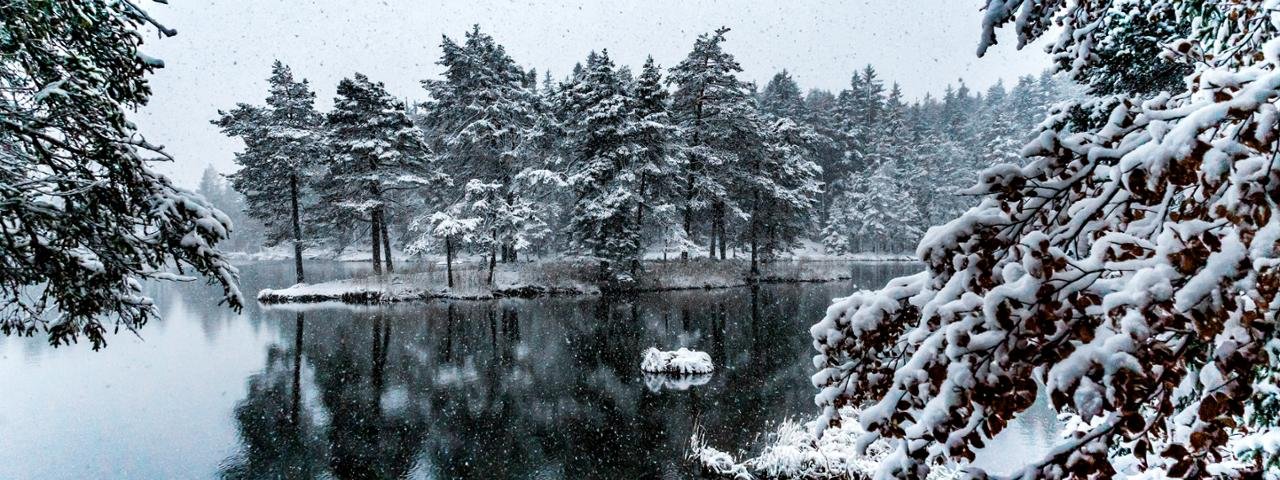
[256,258,892,305]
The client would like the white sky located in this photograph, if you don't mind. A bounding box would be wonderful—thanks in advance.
[132,0,1052,188]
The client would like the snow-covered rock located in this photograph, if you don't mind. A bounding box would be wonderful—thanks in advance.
[640,347,714,374]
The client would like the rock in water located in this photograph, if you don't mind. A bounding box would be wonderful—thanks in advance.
[640,347,714,374]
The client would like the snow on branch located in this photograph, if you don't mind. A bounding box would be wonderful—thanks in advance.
[815,2,1280,477]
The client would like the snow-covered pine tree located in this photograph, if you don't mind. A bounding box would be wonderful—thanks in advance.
[835,65,886,171]
[454,179,548,285]
[629,57,683,265]
[420,26,544,265]
[812,1,1280,477]
[976,80,1025,168]
[556,50,645,271]
[1,0,240,348]
[833,159,922,253]
[801,88,848,231]
[215,61,324,283]
[668,27,757,261]
[740,117,822,273]
[323,73,435,275]
[760,70,805,120]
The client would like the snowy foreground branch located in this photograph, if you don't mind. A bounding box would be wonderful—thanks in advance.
[808,1,1280,477]
[2,1,242,348]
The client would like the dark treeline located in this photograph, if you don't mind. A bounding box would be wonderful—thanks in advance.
[207,25,1070,283]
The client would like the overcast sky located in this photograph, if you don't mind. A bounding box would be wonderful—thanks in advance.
[132,0,1052,188]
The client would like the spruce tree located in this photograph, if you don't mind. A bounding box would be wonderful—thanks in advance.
[215,61,324,283]
[420,26,543,265]
[759,70,805,119]
[323,73,434,275]
[629,56,682,265]
[740,117,822,273]
[668,27,756,261]
[557,50,645,271]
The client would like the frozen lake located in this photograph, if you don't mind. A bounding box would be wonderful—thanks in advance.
[0,261,1059,479]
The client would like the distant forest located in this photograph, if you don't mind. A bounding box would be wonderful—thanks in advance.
[202,26,1072,275]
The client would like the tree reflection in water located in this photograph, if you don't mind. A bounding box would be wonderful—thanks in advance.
[220,264,934,479]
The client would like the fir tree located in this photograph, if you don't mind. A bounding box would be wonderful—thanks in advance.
[668,27,756,261]
[215,61,324,283]
[420,26,543,265]
[322,73,435,275]
[628,56,682,268]
[740,117,822,273]
[557,50,645,269]
[759,70,805,119]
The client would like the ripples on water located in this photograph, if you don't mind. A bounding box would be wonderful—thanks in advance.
[0,261,1059,479]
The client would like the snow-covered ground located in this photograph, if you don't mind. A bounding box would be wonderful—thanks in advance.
[691,407,957,480]
[256,258,871,304]
[257,265,595,303]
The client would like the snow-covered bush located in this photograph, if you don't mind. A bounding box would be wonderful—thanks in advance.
[811,1,1280,477]
[640,347,714,374]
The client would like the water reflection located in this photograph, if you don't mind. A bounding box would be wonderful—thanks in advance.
[0,261,1056,479]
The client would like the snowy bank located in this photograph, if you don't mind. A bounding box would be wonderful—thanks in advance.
[640,347,714,374]
[257,270,592,304]
[691,407,956,480]
[257,258,866,305]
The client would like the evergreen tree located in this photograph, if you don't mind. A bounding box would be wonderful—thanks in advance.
[1,0,241,348]
[629,56,682,266]
[323,73,434,275]
[557,50,645,270]
[420,26,543,265]
[668,27,756,260]
[831,159,922,253]
[759,70,805,119]
[801,88,846,228]
[405,211,476,289]
[215,61,324,283]
[739,117,822,273]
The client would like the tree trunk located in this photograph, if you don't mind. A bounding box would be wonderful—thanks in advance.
[370,212,384,275]
[381,208,394,273]
[289,174,305,283]
[445,234,454,289]
[487,230,497,286]
[718,204,727,260]
[750,194,760,276]
[682,180,693,262]
[708,216,717,260]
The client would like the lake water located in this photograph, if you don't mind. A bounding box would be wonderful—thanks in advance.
[0,261,1060,479]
